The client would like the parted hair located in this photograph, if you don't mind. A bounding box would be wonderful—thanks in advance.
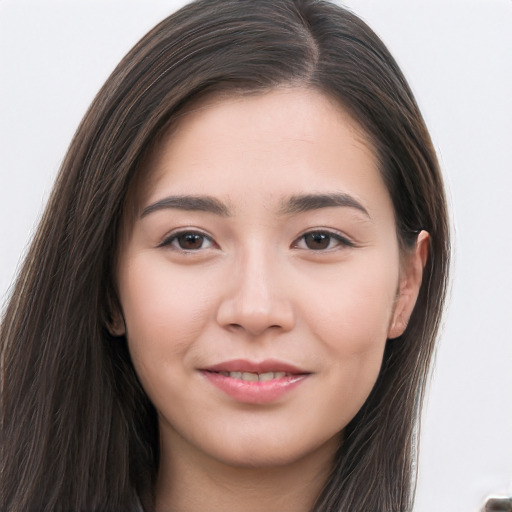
[0,1,450,510]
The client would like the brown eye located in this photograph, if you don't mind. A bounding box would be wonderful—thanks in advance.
[304,232,331,250]
[294,230,355,251]
[162,231,214,251]
[176,233,205,250]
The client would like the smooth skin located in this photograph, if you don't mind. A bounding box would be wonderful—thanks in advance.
[114,88,428,512]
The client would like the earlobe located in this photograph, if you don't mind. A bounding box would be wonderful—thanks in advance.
[106,293,126,337]
[388,230,430,339]
[107,314,126,337]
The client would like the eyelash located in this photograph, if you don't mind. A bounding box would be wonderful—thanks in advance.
[292,230,356,251]
[160,230,216,251]
[159,229,356,252]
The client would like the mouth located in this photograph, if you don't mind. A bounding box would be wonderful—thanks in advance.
[203,359,310,382]
[200,359,311,404]
[210,370,294,382]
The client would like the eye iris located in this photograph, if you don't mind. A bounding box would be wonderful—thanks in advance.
[305,232,330,250]
[177,233,204,250]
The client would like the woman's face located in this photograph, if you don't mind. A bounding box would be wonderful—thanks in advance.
[116,88,423,470]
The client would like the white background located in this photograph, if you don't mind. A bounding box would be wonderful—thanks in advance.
[1,1,511,511]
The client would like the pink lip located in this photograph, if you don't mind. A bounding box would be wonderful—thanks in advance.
[200,359,310,404]
[205,358,307,374]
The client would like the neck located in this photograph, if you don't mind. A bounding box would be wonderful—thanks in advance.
[154,431,338,512]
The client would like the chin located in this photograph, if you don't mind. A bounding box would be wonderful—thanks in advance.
[206,430,341,471]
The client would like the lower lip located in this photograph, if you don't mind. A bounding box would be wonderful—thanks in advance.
[202,371,308,404]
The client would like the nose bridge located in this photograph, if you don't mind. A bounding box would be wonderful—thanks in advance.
[216,241,295,335]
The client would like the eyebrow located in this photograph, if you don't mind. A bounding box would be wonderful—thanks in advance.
[141,195,231,218]
[279,193,370,217]
[140,192,370,219]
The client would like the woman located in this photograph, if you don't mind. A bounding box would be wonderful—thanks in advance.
[0,0,450,510]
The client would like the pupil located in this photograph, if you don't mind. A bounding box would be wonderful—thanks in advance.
[305,233,330,250]
[179,233,203,249]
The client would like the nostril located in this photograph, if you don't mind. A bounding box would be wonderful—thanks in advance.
[228,322,283,334]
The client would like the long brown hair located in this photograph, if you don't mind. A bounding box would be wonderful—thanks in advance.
[1,1,450,510]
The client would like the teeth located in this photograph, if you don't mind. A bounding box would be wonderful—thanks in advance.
[241,372,259,382]
[222,371,289,381]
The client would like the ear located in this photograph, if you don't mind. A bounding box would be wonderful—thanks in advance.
[107,312,126,337]
[388,230,430,339]
[105,292,126,337]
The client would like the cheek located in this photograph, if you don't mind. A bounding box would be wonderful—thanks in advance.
[300,256,398,404]
[306,258,398,345]
[117,258,214,385]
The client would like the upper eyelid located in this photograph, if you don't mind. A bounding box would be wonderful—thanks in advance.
[162,227,213,239]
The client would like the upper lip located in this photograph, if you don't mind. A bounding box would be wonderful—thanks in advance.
[203,359,309,375]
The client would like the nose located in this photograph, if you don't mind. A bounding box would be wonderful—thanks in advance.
[216,251,296,337]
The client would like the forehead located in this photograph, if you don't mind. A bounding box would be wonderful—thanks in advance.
[132,88,390,219]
